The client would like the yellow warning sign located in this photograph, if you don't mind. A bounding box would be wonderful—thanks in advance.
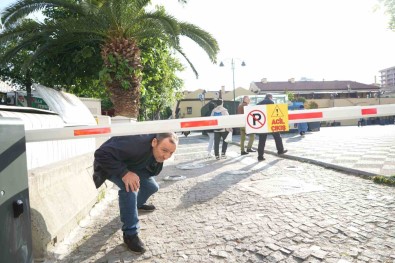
[271,105,285,118]
[267,104,289,132]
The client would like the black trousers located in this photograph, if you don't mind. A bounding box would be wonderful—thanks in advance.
[214,131,229,156]
[257,132,284,158]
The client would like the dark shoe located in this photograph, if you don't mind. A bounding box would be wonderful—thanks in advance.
[247,148,256,152]
[123,233,146,254]
[138,204,156,211]
[278,150,288,155]
[241,151,249,155]
[258,156,265,162]
[216,156,220,160]
[221,153,227,159]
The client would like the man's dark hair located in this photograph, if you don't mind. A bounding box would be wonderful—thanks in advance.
[156,132,179,144]
[265,94,273,99]
[214,99,223,106]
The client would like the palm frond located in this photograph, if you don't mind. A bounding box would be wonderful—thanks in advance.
[131,11,181,48]
[0,31,47,65]
[1,0,91,27]
[133,0,151,12]
[174,46,198,78]
[0,19,41,43]
[179,22,219,63]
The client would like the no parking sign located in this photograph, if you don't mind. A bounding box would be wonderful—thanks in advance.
[245,106,268,134]
[245,104,289,134]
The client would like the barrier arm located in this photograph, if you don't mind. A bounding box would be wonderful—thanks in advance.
[25,104,395,142]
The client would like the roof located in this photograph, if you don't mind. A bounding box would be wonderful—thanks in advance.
[251,80,380,93]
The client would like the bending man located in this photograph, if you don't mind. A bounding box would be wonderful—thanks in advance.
[93,133,178,253]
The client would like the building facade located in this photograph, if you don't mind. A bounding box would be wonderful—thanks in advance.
[250,79,395,126]
[250,79,381,99]
[175,86,254,118]
[379,66,395,91]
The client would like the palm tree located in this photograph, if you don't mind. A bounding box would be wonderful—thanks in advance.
[0,0,219,118]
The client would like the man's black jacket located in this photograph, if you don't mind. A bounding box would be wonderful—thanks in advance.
[257,97,274,105]
[93,134,163,188]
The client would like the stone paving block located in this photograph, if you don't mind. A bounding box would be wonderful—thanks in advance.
[256,247,272,257]
[266,243,281,251]
[269,250,287,261]
[311,249,328,259]
[293,248,311,260]
[283,257,300,263]
[106,257,122,263]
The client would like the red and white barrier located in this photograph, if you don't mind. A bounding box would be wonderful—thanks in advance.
[25,104,395,142]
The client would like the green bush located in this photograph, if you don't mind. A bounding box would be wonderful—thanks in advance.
[306,101,318,109]
[373,175,395,186]
[294,97,306,103]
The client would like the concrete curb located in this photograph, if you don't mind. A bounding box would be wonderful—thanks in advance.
[264,150,378,180]
[229,140,379,180]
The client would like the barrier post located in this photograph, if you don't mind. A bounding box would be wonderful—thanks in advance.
[0,117,33,263]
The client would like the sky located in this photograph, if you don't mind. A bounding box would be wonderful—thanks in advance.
[150,0,395,92]
[1,0,395,92]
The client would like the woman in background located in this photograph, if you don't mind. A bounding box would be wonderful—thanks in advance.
[211,99,232,160]
[205,101,216,158]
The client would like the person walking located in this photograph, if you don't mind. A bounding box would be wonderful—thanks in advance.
[256,94,288,161]
[205,101,216,158]
[211,99,232,160]
[93,133,178,253]
[237,95,256,155]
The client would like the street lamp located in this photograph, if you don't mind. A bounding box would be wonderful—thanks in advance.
[219,58,246,114]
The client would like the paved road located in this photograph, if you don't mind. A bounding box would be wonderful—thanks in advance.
[46,126,395,263]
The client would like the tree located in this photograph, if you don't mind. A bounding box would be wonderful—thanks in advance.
[380,0,395,30]
[139,38,184,120]
[0,0,219,118]
[0,38,36,106]
[286,91,295,102]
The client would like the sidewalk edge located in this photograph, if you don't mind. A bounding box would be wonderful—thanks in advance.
[264,150,378,180]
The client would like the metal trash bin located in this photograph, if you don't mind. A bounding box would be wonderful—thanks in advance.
[308,121,321,131]
[0,117,33,263]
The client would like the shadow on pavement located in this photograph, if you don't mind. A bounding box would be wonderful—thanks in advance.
[158,158,224,190]
[93,244,136,263]
[175,159,281,210]
[56,217,136,263]
[285,135,304,143]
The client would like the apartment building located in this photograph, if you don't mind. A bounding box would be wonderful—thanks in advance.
[379,66,395,91]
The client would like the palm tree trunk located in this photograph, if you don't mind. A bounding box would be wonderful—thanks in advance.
[25,69,32,107]
[101,37,142,119]
[108,81,140,118]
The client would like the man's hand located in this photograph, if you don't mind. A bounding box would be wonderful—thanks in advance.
[122,171,140,192]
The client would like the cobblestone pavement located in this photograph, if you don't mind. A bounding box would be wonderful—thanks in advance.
[47,131,395,263]
[258,125,395,177]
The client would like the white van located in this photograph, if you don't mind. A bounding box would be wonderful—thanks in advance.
[235,94,288,106]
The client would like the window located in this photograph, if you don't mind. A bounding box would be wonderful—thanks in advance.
[187,107,192,115]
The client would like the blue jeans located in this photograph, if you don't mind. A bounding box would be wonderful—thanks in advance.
[109,173,159,235]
